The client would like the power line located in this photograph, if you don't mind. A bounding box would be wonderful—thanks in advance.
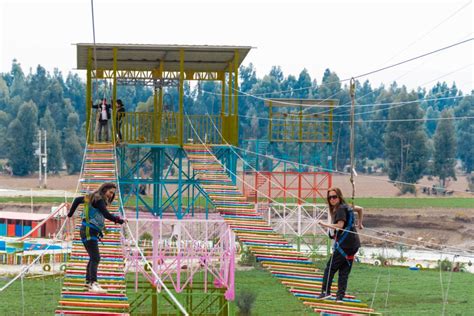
[239,113,474,124]
[379,1,473,66]
[237,93,472,123]
[232,145,474,195]
[199,38,472,110]
[185,113,474,259]
[243,1,473,98]
[345,38,473,81]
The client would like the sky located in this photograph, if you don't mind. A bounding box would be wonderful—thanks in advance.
[0,0,472,93]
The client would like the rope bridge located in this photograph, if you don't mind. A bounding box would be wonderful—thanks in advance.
[55,143,129,316]
[184,144,380,316]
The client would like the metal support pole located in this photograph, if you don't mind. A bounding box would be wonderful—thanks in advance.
[177,149,183,219]
[233,50,239,146]
[86,48,92,144]
[38,129,42,187]
[112,47,117,143]
[44,129,47,188]
[179,50,184,147]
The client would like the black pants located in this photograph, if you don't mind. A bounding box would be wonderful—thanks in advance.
[116,121,122,141]
[321,248,358,298]
[80,228,101,283]
[96,120,109,142]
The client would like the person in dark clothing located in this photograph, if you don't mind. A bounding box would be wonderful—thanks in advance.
[67,182,124,293]
[92,98,112,142]
[116,99,125,142]
[317,187,364,302]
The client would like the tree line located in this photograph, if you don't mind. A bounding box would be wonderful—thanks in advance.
[0,60,472,192]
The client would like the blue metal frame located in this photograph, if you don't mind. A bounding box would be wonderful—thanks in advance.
[116,144,237,220]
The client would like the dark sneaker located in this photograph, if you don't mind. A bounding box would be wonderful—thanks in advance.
[335,296,344,303]
[317,293,332,300]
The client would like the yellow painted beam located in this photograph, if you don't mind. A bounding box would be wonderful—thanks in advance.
[112,47,118,143]
[86,48,92,144]
[233,50,239,145]
[179,49,184,147]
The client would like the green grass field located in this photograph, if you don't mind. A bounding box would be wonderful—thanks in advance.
[2,196,473,209]
[0,263,472,315]
[272,197,474,209]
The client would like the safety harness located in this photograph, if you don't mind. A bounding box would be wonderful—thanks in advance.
[81,196,104,242]
[333,206,356,265]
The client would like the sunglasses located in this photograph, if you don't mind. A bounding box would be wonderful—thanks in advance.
[328,195,339,200]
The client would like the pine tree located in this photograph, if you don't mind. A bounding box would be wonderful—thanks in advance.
[454,95,474,172]
[433,109,457,187]
[62,112,83,174]
[6,101,38,175]
[384,89,429,193]
[40,108,63,173]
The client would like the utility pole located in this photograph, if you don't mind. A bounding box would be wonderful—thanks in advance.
[37,129,48,188]
[38,130,42,188]
[43,130,47,188]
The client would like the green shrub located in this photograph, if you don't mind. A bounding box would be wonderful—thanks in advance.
[236,289,257,316]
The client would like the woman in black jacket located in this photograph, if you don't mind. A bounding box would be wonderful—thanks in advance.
[116,99,125,142]
[317,187,364,302]
[92,98,112,142]
[67,182,124,293]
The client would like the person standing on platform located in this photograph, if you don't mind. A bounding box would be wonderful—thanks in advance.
[93,98,111,142]
[67,182,125,293]
[116,99,125,142]
[317,187,364,302]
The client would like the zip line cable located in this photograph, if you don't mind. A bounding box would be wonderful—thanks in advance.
[0,126,90,293]
[199,111,474,256]
[200,113,474,251]
[239,113,474,124]
[199,60,471,123]
[344,38,473,81]
[199,38,472,110]
[301,64,472,118]
[186,113,474,264]
[294,63,472,119]
[379,1,473,67]
[236,91,471,123]
[232,144,474,196]
[187,113,473,316]
[240,1,473,98]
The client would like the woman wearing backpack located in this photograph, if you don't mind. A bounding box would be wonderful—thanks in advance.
[317,187,364,302]
[67,182,124,293]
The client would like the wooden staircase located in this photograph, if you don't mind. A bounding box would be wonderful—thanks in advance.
[184,144,380,316]
[55,143,129,316]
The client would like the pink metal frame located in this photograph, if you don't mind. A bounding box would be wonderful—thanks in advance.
[124,213,236,300]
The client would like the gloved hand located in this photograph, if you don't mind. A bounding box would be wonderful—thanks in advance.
[115,217,125,224]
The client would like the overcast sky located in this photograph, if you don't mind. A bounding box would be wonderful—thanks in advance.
[1,0,472,93]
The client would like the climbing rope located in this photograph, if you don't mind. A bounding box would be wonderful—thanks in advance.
[384,269,391,309]
[349,77,356,207]
[441,254,458,316]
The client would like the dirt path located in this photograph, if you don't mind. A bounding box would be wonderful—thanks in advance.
[361,207,474,251]
[0,174,79,191]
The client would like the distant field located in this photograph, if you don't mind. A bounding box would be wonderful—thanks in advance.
[1,196,473,209]
[353,197,474,209]
[270,197,474,208]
